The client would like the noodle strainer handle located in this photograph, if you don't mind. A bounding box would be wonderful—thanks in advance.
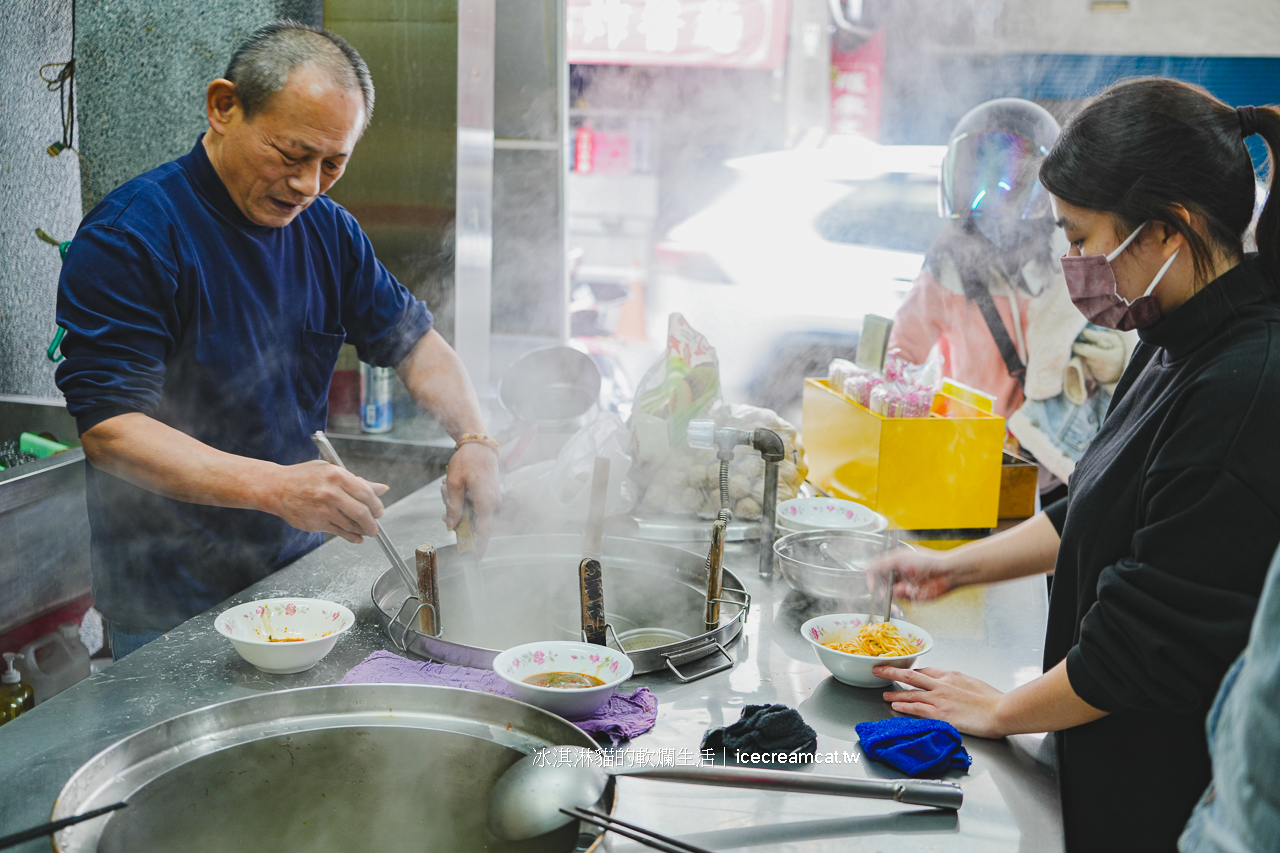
[613,765,963,810]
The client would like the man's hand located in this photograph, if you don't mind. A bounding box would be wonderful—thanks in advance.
[264,460,389,544]
[393,330,504,550]
[80,413,390,544]
[441,442,501,549]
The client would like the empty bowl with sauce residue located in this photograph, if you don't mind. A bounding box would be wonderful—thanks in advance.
[493,640,634,720]
[216,597,355,674]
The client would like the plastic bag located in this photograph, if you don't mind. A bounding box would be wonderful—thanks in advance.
[630,313,721,470]
[635,401,808,520]
[837,348,942,419]
[629,316,806,520]
[549,411,635,520]
[503,412,635,523]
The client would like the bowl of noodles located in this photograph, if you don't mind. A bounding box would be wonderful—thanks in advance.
[801,613,933,687]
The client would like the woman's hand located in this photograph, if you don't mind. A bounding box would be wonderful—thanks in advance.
[868,512,1063,602]
[868,547,965,602]
[876,666,1008,739]
[875,660,1108,739]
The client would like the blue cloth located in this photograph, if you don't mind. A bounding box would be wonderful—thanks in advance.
[56,137,433,631]
[854,717,972,777]
[1179,542,1280,853]
[107,622,165,661]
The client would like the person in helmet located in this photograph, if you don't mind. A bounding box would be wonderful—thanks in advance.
[889,99,1134,494]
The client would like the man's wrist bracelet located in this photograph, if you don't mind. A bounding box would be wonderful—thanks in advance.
[456,433,500,454]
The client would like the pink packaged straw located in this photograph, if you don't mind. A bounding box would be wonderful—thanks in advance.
[903,385,932,418]
[828,358,858,391]
[869,384,892,416]
[883,350,909,383]
[846,373,883,409]
[870,381,934,418]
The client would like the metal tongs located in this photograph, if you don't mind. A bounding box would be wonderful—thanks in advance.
[561,807,712,853]
[311,431,417,596]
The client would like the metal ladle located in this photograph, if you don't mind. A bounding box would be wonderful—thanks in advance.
[488,745,964,841]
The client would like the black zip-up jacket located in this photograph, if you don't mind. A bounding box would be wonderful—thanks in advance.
[1043,255,1280,852]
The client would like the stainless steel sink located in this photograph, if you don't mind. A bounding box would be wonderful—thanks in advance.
[0,395,90,633]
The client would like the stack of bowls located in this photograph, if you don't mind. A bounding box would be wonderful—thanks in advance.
[775,497,888,536]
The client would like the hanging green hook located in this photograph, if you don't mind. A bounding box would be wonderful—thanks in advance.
[36,228,70,361]
[47,327,67,363]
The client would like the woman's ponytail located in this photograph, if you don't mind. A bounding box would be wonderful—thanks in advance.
[1041,79,1269,288]
[1249,106,1280,283]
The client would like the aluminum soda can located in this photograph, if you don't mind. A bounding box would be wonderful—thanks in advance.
[360,363,394,434]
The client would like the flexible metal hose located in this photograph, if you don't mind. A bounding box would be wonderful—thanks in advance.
[719,458,731,515]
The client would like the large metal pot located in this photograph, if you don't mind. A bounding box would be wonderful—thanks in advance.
[374,535,749,682]
[52,685,613,853]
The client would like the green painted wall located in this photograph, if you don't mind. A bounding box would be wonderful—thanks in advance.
[324,0,459,341]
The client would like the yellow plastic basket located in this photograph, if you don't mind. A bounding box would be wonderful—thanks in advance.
[802,378,1006,530]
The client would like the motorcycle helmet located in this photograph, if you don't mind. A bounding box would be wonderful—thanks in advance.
[939,98,1061,250]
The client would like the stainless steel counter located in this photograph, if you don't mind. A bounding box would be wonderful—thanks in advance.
[0,481,1061,851]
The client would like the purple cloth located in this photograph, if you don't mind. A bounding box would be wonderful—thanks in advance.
[339,650,657,746]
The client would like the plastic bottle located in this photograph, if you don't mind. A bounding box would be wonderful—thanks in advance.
[359,363,394,434]
[16,625,91,705]
[327,344,362,433]
[1,652,34,724]
[59,621,93,672]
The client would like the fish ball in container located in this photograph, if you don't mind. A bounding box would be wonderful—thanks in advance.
[735,496,763,520]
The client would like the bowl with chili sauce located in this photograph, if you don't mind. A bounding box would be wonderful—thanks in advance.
[216,597,355,674]
[493,640,634,720]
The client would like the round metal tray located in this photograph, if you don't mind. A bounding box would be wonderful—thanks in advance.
[625,510,761,542]
[52,684,613,853]
[623,482,814,542]
[372,534,749,682]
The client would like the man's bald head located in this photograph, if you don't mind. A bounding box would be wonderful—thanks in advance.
[224,21,374,130]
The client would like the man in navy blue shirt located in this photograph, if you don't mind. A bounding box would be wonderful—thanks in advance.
[56,22,500,657]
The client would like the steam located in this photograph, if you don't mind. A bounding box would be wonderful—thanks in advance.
[397,535,726,653]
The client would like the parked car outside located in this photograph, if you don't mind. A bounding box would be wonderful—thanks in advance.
[649,135,948,421]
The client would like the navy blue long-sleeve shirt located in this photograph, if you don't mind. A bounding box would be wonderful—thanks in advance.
[56,137,433,630]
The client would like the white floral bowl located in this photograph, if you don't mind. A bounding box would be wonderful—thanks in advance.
[216,598,355,674]
[493,640,634,721]
[801,613,933,688]
[777,497,889,534]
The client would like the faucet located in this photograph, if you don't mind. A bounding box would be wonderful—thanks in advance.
[688,420,786,578]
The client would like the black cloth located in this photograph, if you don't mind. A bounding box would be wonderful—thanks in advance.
[1042,255,1280,852]
[701,704,817,765]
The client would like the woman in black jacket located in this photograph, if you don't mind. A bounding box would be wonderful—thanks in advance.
[871,78,1280,852]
